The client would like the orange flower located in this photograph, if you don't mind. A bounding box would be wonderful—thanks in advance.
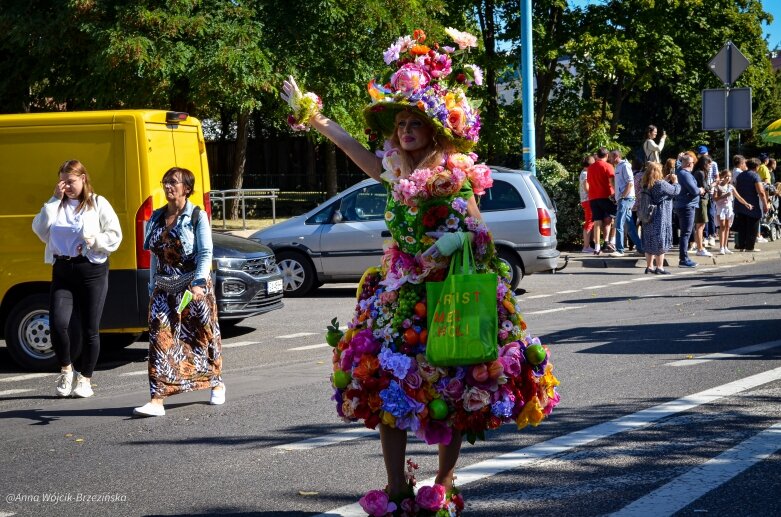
[447,107,465,134]
[410,44,431,56]
[352,355,379,382]
[413,29,426,43]
[368,392,383,412]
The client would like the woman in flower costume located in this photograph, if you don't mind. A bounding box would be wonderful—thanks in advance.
[282,28,560,516]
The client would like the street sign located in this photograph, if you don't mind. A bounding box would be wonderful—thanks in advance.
[707,42,750,86]
[702,88,752,130]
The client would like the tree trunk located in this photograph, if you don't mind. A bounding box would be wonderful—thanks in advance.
[229,111,250,220]
[325,142,338,198]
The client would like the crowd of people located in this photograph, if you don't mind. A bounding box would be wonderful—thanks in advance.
[579,125,778,268]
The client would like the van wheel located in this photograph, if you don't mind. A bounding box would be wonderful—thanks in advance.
[276,251,316,297]
[4,294,59,371]
[497,248,523,291]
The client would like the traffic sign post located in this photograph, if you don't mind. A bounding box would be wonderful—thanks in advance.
[703,42,751,163]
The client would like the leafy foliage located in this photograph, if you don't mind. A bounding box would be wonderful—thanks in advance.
[535,158,580,247]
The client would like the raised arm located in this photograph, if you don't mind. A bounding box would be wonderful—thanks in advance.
[282,76,382,180]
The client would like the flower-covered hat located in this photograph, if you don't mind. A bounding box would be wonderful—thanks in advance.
[364,28,483,152]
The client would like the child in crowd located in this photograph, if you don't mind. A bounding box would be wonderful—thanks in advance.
[713,169,753,255]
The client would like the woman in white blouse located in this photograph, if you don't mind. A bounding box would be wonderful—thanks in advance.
[32,160,122,398]
[643,125,667,163]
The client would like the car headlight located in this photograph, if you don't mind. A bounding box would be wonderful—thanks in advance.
[213,257,246,271]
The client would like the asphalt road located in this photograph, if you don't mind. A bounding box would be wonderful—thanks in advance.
[1,257,780,517]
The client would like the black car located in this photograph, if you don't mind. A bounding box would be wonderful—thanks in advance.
[212,232,284,324]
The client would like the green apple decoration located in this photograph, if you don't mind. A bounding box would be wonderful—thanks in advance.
[332,369,351,389]
[326,317,344,347]
[428,399,449,420]
[524,344,547,366]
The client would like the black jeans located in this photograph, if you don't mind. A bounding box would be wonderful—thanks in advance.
[675,206,695,263]
[50,257,109,377]
[733,212,760,251]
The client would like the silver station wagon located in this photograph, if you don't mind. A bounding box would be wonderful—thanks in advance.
[250,167,559,296]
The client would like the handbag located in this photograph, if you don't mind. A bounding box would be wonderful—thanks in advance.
[425,234,498,366]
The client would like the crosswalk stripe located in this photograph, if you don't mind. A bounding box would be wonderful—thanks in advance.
[120,371,149,377]
[316,366,781,517]
[525,306,585,315]
[0,373,52,383]
[668,339,781,366]
[0,389,34,397]
[274,428,377,451]
[609,422,781,516]
[277,332,317,339]
[288,343,331,351]
[222,341,259,349]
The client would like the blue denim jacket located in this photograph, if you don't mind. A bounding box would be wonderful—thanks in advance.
[144,200,212,295]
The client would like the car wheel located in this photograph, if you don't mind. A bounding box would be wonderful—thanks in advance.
[496,248,523,291]
[275,251,316,297]
[4,294,60,371]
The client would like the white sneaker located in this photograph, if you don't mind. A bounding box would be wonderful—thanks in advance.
[707,237,716,247]
[210,385,226,405]
[725,248,734,254]
[719,248,727,255]
[72,374,94,398]
[695,249,712,257]
[756,237,768,243]
[133,402,165,417]
[55,370,74,398]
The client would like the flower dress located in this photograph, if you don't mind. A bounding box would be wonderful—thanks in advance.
[330,154,560,445]
[147,222,222,398]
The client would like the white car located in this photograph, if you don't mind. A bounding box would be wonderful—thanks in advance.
[250,167,559,296]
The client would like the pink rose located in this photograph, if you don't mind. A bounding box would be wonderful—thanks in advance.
[500,355,521,377]
[359,489,397,517]
[443,378,464,401]
[446,153,475,171]
[447,107,466,134]
[463,386,491,412]
[426,171,462,197]
[351,329,381,355]
[415,484,447,511]
[466,164,493,196]
[391,64,430,93]
[404,369,422,389]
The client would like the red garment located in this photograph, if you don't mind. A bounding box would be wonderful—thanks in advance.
[587,160,615,200]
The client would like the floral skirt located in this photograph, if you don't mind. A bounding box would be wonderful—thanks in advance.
[330,251,560,445]
[147,281,222,398]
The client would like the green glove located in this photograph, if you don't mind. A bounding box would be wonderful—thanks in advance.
[434,231,467,257]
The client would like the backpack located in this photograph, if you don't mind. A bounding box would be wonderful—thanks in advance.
[637,188,657,224]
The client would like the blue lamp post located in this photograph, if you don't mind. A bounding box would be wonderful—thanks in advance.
[521,0,536,175]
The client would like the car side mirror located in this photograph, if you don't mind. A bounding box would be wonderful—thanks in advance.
[331,210,343,223]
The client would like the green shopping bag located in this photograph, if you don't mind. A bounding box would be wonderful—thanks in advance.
[425,234,498,366]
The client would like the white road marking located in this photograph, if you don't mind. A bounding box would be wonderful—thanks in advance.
[274,427,377,451]
[583,285,607,289]
[525,306,586,315]
[277,332,317,339]
[316,366,781,517]
[0,389,34,397]
[610,280,632,285]
[690,285,714,290]
[633,277,655,282]
[556,289,580,294]
[525,294,552,299]
[609,422,781,517]
[668,340,781,366]
[288,343,331,351]
[120,370,149,377]
[0,512,17,517]
[222,341,260,349]
[0,373,52,383]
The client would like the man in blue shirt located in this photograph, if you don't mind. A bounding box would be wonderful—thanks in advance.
[673,154,703,267]
[608,150,643,257]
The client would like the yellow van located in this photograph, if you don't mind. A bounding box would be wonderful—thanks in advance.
[0,110,212,370]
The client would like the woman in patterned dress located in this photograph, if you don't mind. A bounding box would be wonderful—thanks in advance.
[132,167,223,417]
[282,29,560,515]
[641,162,681,274]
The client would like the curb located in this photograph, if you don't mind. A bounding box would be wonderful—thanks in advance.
[559,246,780,270]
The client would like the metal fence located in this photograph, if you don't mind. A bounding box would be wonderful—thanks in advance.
[210,188,280,230]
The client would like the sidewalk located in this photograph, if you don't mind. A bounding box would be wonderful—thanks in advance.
[561,238,781,271]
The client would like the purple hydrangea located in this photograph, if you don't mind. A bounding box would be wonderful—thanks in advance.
[379,347,413,379]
